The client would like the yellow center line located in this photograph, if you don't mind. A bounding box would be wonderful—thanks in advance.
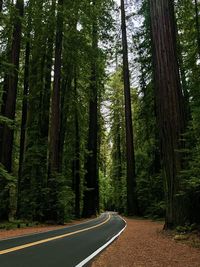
[0,214,111,255]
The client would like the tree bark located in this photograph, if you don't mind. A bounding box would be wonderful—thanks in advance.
[0,0,23,221]
[17,27,30,219]
[46,0,64,222]
[59,72,72,162]
[72,73,81,218]
[49,0,63,173]
[0,0,24,172]
[194,0,200,58]
[82,2,99,217]
[18,6,31,191]
[0,0,3,12]
[121,0,138,215]
[149,0,186,228]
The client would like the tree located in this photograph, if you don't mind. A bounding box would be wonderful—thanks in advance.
[49,0,63,174]
[149,0,186,228]
[47,0,64,221]
[0,0,24,220]
[0,0,24,172]
[194,0,200,58]
[17,1,32,210]
[82,0,99,217]
[175,0,200,225]
[0,0,2,12]
[72,73,81,218]
[121,0,138,215]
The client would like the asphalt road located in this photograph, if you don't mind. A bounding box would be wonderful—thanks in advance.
[0,212,126,267]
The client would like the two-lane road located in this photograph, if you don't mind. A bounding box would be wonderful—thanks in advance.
[0,212,126,267]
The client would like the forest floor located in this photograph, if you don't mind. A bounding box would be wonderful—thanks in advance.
[91,217,200,267]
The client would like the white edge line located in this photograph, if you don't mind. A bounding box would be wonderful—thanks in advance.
[0,214,106,242]
[75,215,127,267]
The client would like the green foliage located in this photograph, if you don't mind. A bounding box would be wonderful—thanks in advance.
[43,174,72,223]
[0,220,39,230]
[174,0,200,224]
[104,69,127,213]
[145,201,165,219]
[0,163,16,183]
[55,175,75,223]
[0,164,16,220]
[99,170,112,211]
[0,115,15,129]
[176,223,198,233]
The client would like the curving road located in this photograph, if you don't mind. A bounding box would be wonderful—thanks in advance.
[0,212,126,267]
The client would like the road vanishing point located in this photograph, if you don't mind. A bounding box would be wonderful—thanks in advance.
[0,212,126,267]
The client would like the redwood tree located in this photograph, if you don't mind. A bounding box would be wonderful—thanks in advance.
[82,0,99,217]
[47,0,64,221]
[194,0,200,58]
[49,0,63,174]
[149,0,186,228]
[0,0,2,12]
[18,2,32,188]
[0,0,23,220]
[0,0,24,172]
[121,0,138,215]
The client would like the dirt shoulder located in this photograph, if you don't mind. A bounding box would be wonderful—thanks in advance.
[91,218,200,267]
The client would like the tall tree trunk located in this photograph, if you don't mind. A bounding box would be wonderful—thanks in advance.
[121,0,138,215]
[41,37,54,141]
[47,0,63,222]
[49,0,63,174]
[82,88,98,218]
[59,10,78,165]
[0,0,3,12]
[40,0,56,169]
[194,0,200,58]
[17,26,30,217]
[59,67,73,165]
[73,73,81,218]
[73,109,81,218]
[0,0,23,221]
[18,6,31,199]
[0,0,24,171]
[82,3,99,217]
[149,0,186,228]
[114,118,123,212]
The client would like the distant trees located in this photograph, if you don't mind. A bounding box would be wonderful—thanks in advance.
[107,70,126,213]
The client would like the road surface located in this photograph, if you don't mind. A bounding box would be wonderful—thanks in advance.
[0,212,126,267]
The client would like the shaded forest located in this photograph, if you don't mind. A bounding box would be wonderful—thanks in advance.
[0,0,200,229]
